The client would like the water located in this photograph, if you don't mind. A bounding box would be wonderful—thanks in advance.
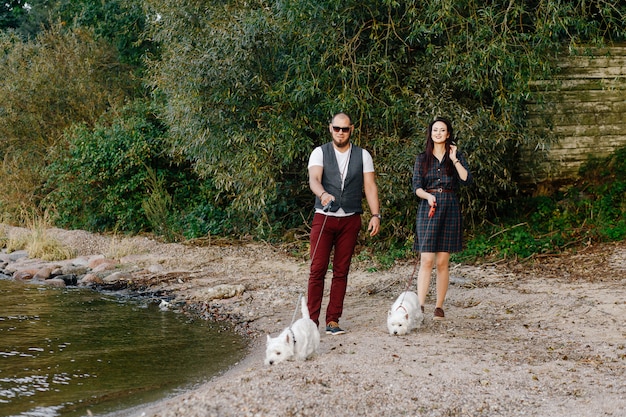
[0,279,247,417]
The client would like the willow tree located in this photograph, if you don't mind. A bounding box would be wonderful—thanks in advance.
[144,0,625,241]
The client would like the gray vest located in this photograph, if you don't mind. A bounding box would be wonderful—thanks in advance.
[314,142,364,213]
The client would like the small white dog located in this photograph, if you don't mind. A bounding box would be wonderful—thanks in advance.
[265,296,320,365]
[387,291,424,336]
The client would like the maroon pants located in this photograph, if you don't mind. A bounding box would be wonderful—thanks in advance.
[307,213,361,326]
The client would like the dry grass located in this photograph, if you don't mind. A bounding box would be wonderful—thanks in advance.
[3,213,75,261]
[105,235,147,259]
[0,223,9,249]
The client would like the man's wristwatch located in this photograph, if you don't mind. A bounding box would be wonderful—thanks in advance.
[371,214,382,221]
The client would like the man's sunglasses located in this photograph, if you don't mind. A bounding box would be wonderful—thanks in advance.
[332,126,351,133]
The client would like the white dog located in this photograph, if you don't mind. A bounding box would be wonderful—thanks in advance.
[387,291,423,336]
[265,296,320,365]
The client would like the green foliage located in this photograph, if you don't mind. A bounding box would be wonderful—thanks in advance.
[55,0,151,66]
[0,24,136,220]
[176,202,233,240]
[578,146,626,240]
[145,0,312,235]
[2,0,624,251]
[1,0,58,39]
[142,166,175,241]
[360,239,415,271]
[2,0,151,67]
[0,24,133,153]
[145,0,625,243]
[43,100,201,234]
[0,1,27,30]
[456,146,626,263]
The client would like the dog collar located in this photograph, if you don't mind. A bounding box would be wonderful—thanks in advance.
[395,305,408,314]
[288,327,296,344]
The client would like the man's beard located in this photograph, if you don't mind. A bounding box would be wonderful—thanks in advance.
[333,137,350,149]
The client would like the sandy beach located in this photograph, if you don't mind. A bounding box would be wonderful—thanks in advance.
[118,236,626,417]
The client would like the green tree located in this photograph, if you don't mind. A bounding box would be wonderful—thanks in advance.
[145,0,625,242]
[1,0,150,65]
[1,1,63,39]
[54,0,151,66]
[145,0,293,237]
[0,0,27,30]
[0,24,137,219]
[4,0,622,246]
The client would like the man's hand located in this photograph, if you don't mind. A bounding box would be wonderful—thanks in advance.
[367,216,380,237]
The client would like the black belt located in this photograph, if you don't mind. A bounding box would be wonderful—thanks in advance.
[427,188,454,193]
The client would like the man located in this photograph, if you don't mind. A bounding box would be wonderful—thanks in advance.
[307,112,381,335]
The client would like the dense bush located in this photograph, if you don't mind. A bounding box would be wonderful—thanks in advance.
[457,146,626,263]
[43,101,204,236]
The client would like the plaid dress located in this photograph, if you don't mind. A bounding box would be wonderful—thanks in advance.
[412,152,472,253]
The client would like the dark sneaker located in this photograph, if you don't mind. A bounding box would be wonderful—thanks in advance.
[325,321,346,335]
[434,307,445,320]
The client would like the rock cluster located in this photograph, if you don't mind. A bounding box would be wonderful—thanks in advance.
[0,248,248,308]
[0,249,129,289]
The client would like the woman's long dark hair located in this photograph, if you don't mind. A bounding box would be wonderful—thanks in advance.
[421,117,456,178]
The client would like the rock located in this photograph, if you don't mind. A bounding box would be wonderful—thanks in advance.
[5,260,53,274]
[103,271,133,284]
[14,269,38,281]
[8,250,28,262]
[44,278,66,288]
[85,255,105,266]
[91,259,119,272]
[61,265,90,276]
[88,257,115,268]
[33,267,52,280]
[72,256,94,267]
[204,284,245,301]
[80,273,104,286]
[55,274,78,286]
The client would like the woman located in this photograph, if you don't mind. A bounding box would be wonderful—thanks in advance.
[412,117,472,320]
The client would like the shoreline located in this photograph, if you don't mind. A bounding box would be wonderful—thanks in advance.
[2,226,625,417]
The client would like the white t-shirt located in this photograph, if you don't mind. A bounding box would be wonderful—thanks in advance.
[308,144,374,216]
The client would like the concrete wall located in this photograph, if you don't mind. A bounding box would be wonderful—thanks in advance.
[526,43,626,183]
